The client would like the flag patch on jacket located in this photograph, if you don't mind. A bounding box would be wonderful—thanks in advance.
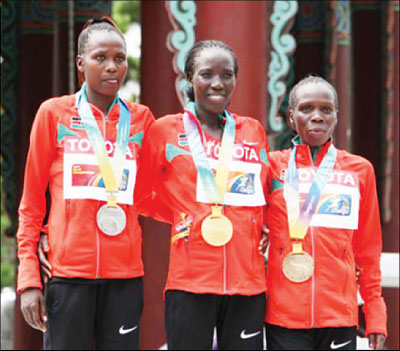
[178,133,188,146]
[71,116,84,130]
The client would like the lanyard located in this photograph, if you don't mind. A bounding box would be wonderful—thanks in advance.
[183,101,236,204]
[284,143,337,252]
[77,82,130,206]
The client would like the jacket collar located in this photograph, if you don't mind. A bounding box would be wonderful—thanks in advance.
[291,135,333,166]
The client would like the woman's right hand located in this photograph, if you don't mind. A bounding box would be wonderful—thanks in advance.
[20,288,47,332]
[38,234,52,283]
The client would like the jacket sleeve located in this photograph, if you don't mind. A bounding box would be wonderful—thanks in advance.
[134,119,173,223]
[352,161,387,337]
[17,100,57,294]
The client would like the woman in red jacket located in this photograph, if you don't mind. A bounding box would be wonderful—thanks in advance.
[134,40,269,350]
[17,17,155,350]
[264,74,387,350]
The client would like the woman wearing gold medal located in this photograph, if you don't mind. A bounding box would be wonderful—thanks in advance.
[263,75,387,350]
[134,40,269,350]
[16,18,157,350]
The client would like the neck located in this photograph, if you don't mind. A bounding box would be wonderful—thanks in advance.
[195,104,222,130]
[85,86,116,115]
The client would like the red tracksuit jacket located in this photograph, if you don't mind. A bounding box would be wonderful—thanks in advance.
[264,139,387,337]
[17,93,155,293]
[135,111,269,296]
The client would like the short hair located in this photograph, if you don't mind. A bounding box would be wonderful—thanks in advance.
[288,74,339,111]
[184,40,239,101]
[77,17,126,55]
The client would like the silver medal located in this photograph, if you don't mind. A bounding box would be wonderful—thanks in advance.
[96,204,126,236]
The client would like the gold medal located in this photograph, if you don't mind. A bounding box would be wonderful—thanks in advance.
[282,251,314,283]
[201,206,233,246]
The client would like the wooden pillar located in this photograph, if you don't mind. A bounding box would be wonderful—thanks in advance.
[380,2,399,350]
[140,1,269,348]
[140,2,175,349]
[351,1,382,178]
[14,9,55,349]
[293,1,328,80]
[327,0,353,150]
[195,0,268,126]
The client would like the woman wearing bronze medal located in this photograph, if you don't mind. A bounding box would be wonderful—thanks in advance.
[134,40,269,350]
[16,17,157,350]
[263,75,387,350]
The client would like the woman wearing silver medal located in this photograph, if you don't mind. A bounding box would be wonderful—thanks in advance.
[263,75,387,350]
[16,17,156,350]
[134,40,269,350]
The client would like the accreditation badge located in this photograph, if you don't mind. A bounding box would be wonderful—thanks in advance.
[201,205,233,247]
[282,251,314,283]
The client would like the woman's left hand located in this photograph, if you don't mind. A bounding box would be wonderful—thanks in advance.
[258,225,269,255]
[369,333,386,350]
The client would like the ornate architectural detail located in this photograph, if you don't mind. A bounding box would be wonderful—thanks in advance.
[336,0,351,45]
[268,0,298,133]
[295,1,327,44]
[166,0,197,107]
[20,0,111,34]
[324,1,338,85]
[1,0,20,236]
[351,1,381,12]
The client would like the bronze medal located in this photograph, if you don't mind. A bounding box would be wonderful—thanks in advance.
[282,251,314,283]
[201,206,233,247]
[96,204,126,236]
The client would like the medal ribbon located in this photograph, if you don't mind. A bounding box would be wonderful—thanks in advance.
[183,101,236,204]
[77,82,131,207]
[284,143,337,253]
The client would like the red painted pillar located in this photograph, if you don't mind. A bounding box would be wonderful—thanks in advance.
[333,0,352,150]
[14,20,55,351]
[380,3,399,350]
[195,0,268,126]
[140,1,269,348]
[140,2,175,349]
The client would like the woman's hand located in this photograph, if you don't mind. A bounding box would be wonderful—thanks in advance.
[38,234,52,283]
[258,225,270,255]
[369,333,385,350]
[20,288,47,332]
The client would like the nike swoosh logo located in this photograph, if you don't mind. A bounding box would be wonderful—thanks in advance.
[243,140,258,146]
[119,325,138,335]
[240,330,261,339]
[330,340,351,349]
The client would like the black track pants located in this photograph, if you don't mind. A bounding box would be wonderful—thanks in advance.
[165,290,265,350]
[265,323,356,350]
[43,277,143,350]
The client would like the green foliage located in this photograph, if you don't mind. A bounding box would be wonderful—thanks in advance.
[1,169,15,289]
[112,1,140,33]
[127,56,140,82]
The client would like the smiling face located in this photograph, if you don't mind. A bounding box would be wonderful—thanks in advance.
[288,82,338,147]
[76,30,127,106]
[190,47,237,119]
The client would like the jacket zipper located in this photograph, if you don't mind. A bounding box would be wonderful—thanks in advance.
[223,245,227,293]
[61,199,71,260]
[96,114,108,279]
[96,221,101,279]
[310,226,316,328]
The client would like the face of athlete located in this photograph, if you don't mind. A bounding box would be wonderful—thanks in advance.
[190,47,236,119]
[76,30,127,108]
[288,82,338,147]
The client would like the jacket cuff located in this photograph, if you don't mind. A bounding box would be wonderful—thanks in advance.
[362,297,387,337]
[17,282,43,295]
